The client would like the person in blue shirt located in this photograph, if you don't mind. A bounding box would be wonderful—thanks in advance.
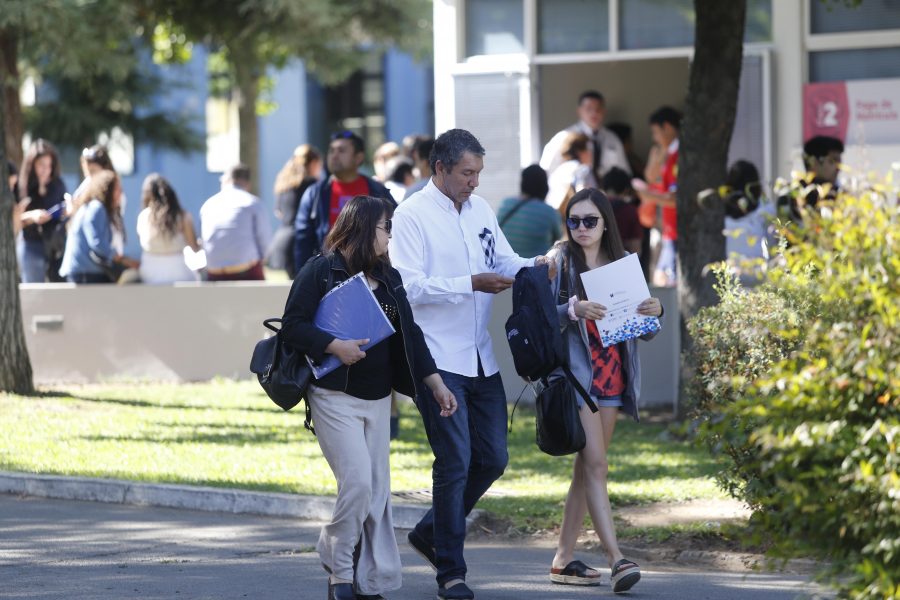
[59,170,136,283]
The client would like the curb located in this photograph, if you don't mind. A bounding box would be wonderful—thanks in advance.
[0,471,486,531]
[617,544,820,575]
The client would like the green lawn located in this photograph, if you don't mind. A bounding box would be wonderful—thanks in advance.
[0,380,725,531]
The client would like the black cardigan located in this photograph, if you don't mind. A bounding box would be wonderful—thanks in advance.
[281,253,438,400]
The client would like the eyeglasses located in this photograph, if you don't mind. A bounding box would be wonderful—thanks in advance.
[566,216,600,230]
[376,219,392,234]
[330,130,356,140]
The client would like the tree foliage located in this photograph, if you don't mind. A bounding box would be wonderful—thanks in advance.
[688,176,900,599]
[1,0,201,162]
[140,0,432,188]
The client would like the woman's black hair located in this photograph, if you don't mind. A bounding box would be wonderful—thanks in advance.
[324,195,394,275]
[141,173,184,238]
[723,160,762,219]
[561,188,626,300]
[19,139,61,200]
[520,164,549,199]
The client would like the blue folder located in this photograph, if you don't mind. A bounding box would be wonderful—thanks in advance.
[306,272,396,379]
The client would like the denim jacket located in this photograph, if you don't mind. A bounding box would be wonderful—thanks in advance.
[549,248,661,422]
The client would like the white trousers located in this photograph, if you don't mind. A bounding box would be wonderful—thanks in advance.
[307,385,401,595]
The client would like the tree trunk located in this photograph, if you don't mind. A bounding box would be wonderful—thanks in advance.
[0,29,24,166]
[0,40,34,395]
[677,0,746,408]
[233,56,260,195]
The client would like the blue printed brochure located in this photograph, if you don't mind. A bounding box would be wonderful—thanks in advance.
[306,272,396,379]
[579,253,661,347]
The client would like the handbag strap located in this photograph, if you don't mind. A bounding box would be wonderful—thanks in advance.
[499,198,538,228]
[562,364,598,413]
[555,255,598,413]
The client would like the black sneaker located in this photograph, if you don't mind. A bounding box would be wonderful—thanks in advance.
[437,581,474,600]
[407,529,437,572]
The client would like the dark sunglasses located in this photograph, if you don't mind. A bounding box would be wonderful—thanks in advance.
[566,216,600,230]
[330,130,356,140]
[376,219,392,234]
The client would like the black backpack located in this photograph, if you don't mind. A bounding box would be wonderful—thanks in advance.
[505,263,597,454]
[505,263,569,381]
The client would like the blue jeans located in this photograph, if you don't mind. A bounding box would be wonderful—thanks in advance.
[16,235,47,283]
[412,368,509,585]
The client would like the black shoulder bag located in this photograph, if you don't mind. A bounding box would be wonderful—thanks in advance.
[249,261,333,434]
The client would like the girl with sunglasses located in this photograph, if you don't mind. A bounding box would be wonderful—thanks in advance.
[547,188,662,593]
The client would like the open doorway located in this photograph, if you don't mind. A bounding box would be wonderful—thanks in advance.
[538,57,691,167]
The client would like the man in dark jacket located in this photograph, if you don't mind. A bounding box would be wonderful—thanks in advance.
[293,131,392,270]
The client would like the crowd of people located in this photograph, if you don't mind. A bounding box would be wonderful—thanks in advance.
[8,102,849,600]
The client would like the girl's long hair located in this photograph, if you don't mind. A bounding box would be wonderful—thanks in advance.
[324,195,393,275]
[76,170,123,234]
[561,188,626,299]
[274,144,321,195]
[141,173,183,238]
[19,139,61,201]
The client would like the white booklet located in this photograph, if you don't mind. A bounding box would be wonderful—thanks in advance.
[579,253,661,347]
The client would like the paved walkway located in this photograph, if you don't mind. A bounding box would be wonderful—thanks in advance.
[2,494,833,600]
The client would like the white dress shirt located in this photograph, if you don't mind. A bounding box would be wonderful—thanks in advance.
[539,121,631,178]
[390,179,535,378]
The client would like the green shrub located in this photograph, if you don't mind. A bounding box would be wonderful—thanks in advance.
[687,181,900,599]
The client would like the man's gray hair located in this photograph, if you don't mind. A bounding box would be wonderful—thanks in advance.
[430,128,485,174]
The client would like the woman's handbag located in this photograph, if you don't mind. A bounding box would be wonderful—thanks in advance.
[534,365,597,456]
[535,261,597,456]
[250,318,315,434]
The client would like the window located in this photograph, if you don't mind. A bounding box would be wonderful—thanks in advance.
[322,53,387,160]
[810,0,900,35]
[538,0,609,54]
[466,0,525,57]
[205,96,240,173]
[809,47,900,82]
[619,0,771,50]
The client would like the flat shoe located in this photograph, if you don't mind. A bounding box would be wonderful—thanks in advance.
[328,582,355,600]
[437,581,474,600]
[407,529,437,572]
[610,558,641,593]
[549,560,602,586]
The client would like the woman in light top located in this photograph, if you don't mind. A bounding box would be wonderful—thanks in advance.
[136,173,200,284]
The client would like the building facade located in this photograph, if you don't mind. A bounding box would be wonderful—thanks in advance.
[432,0,900,208]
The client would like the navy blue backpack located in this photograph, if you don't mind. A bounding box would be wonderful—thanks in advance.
[505,263,597,455]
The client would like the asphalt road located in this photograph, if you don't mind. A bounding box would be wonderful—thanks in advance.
[0,495,832,600]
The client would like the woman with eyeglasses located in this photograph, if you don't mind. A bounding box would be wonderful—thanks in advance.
[546,188,662,593]
[281,195,457,600]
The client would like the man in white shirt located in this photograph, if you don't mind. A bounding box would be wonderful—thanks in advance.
[391,128,554,600]
[540,90,631,184]
[200,164,272,281]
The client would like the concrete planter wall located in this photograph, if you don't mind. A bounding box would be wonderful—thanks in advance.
[20,282,678,410]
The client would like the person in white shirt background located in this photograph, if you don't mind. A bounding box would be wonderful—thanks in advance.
[540,90,631,185]
[390,128,555,600]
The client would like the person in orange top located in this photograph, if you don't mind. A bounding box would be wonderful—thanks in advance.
[635,106,681,287]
